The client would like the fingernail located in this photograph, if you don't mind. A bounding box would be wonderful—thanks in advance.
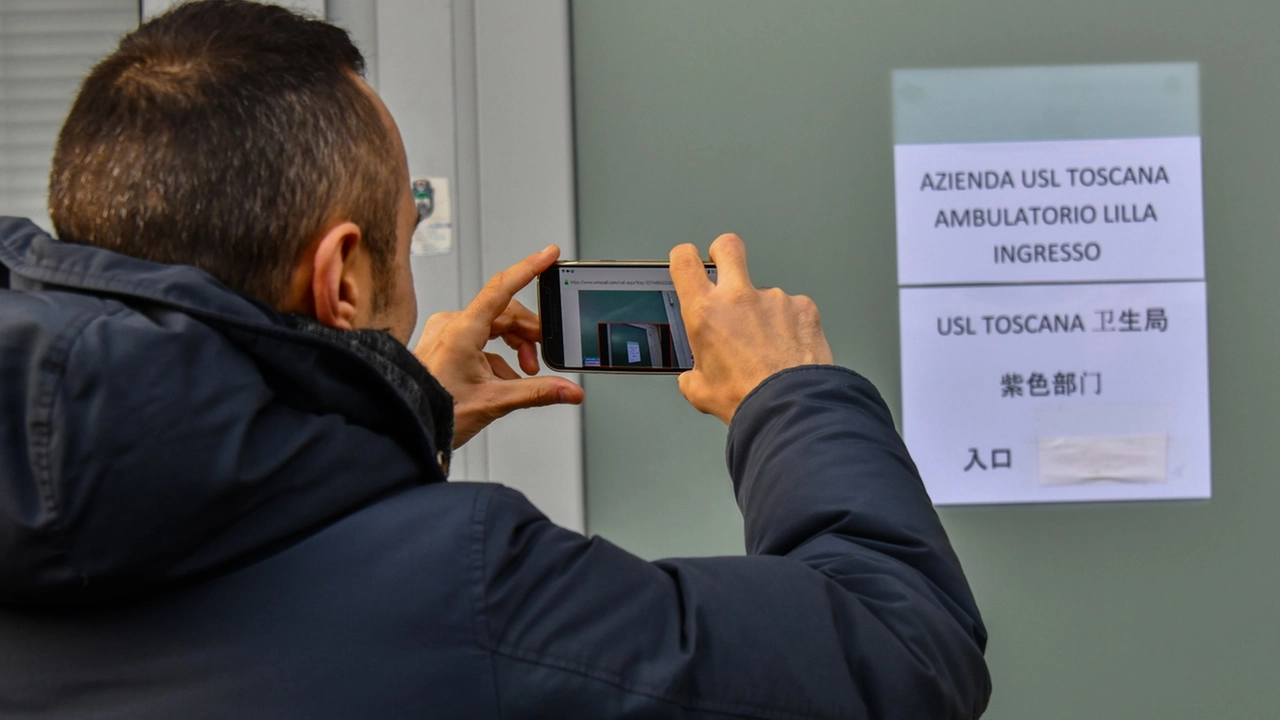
[542,244,557,254]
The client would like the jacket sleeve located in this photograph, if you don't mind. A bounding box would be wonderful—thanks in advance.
[475,366,990,720]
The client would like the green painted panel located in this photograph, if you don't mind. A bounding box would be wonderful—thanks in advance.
[572,1,1280,718]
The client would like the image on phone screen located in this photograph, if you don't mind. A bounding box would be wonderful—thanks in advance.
[539,263,717,373]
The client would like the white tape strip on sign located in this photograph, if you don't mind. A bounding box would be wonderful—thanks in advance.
[1038,434,1168,486]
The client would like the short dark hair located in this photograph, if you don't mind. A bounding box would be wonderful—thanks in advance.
[49,0,401,309]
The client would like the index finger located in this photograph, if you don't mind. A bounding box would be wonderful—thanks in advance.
[669,243,714,301]
[707,233,752,289]
[461,245,560,338]
[490,299,541,345]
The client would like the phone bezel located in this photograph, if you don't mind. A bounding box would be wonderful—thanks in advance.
[537,261,712,375]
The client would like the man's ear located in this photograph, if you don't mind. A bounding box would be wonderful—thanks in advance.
[309,221,365,331]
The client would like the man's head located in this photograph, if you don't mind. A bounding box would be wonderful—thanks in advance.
[49,0,419,341]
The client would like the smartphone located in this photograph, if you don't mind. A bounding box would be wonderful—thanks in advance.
[538,261,717,373]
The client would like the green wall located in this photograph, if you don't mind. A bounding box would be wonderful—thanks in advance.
[570,1,1280,718]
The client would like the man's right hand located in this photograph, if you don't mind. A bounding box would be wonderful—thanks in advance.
[669,234,834,425]
[414,246,584,449]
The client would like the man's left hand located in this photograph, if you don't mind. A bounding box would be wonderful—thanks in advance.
[415,245,584,449]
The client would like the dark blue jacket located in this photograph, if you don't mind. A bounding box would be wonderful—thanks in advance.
[0,218,990,719]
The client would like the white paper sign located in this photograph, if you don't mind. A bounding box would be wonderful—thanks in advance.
[894,66,1210,506]
[410,176,453,256]
[900,282,1210,505]
[896,137,1204,286]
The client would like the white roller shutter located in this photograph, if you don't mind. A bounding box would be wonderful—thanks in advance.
[0,0,137,233]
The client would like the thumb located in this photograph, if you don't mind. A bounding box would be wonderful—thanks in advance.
[485,376,584,417]
[678,371,707,413]
[678,371,731,424]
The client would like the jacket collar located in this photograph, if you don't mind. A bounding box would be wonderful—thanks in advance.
[0,217,277,326]
[0,216,446,487]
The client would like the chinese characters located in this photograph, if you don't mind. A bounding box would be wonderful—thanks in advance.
[1094,307,1168,332]
[1001,371,1102,398]
[964,448,1013,472]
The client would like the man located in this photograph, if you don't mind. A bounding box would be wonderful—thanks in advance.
[0,1,990,718]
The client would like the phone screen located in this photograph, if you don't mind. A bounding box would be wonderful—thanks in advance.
[539,263,717,373]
